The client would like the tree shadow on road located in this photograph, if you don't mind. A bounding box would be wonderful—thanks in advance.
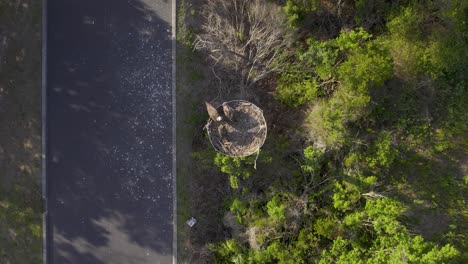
[47,0,174,263]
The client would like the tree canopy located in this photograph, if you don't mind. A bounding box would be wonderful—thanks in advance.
[181,0,468,263]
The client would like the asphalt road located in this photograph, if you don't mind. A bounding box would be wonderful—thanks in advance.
[45,0,173,263]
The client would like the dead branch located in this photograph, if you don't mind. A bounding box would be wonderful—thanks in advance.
[194,0,288,96]
[362,191,386,199]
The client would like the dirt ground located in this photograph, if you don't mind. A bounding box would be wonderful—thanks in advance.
[175,2,303,263]
[0,0,42,263]
[176,0,234,262]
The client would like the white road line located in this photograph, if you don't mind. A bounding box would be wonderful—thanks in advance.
[171,0,177,263]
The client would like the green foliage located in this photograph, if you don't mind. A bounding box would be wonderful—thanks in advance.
[301,38,339,80]
[0,185,42,264]
[191,149,217,170]
[302,28,393,88]
[320,197,459,263]
[318,237,361,264]
[214,154,255,189]
[276,77,319,108]
[230,198,248,223]
[385,1,467,81]
[381,0,467,149]
[277,28,392,112]
[432,128,455,153]
[291,28,393,149]
[214,151,272,189]
[306,86,370,149]
[337,37,393,92]
[387,6,425,40]
[229,175,239,189]
[283,0,319,27]
[302,146,324,175]
[177,0,196,47]
[318,233,459,264]
[207,1,467,263]
[364,197,406,235]
[211,239,247,263]
[266,195,286,221]
[332,180,360,212]
[385,6,428,78]
[314,216,339,240]
[365,131,398,171]
[306,102,346,149]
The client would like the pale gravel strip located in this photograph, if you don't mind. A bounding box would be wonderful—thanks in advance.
[172,0,177,263]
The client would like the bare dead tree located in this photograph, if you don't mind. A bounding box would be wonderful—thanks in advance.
[194,0,288,97]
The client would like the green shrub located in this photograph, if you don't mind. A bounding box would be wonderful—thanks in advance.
[276,77,319,108]
[214,154,255,189]
[283,0,319,27]
[266,195,286,221]
[365,131,398,171]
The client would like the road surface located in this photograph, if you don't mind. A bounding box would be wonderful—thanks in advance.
[45,0,174,263]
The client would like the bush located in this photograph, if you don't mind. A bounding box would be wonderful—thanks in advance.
[214,154,255,189]
[276,77,319,108]
[283,0,319,27]
[266,195,286,222]
[365,131,398,171]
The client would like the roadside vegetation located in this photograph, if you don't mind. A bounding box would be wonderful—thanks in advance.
[0,0,43,263]
[178,0,467,263]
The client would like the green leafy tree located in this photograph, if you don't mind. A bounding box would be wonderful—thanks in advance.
[214,154,255,189]
[321,198,459,263]
[266,195,286,222]
[276,77,319,108]
[365,131,398,171]
[279,28,393,149]
[230,198,248,223]
[302,146,324,175]
[211,239,248,264]
[284,0,319,27]
[209,2,466,263]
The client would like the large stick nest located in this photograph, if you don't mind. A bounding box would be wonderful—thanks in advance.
[206,100,267,157]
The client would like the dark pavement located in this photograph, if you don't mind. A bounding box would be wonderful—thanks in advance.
[45,0,173,263]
